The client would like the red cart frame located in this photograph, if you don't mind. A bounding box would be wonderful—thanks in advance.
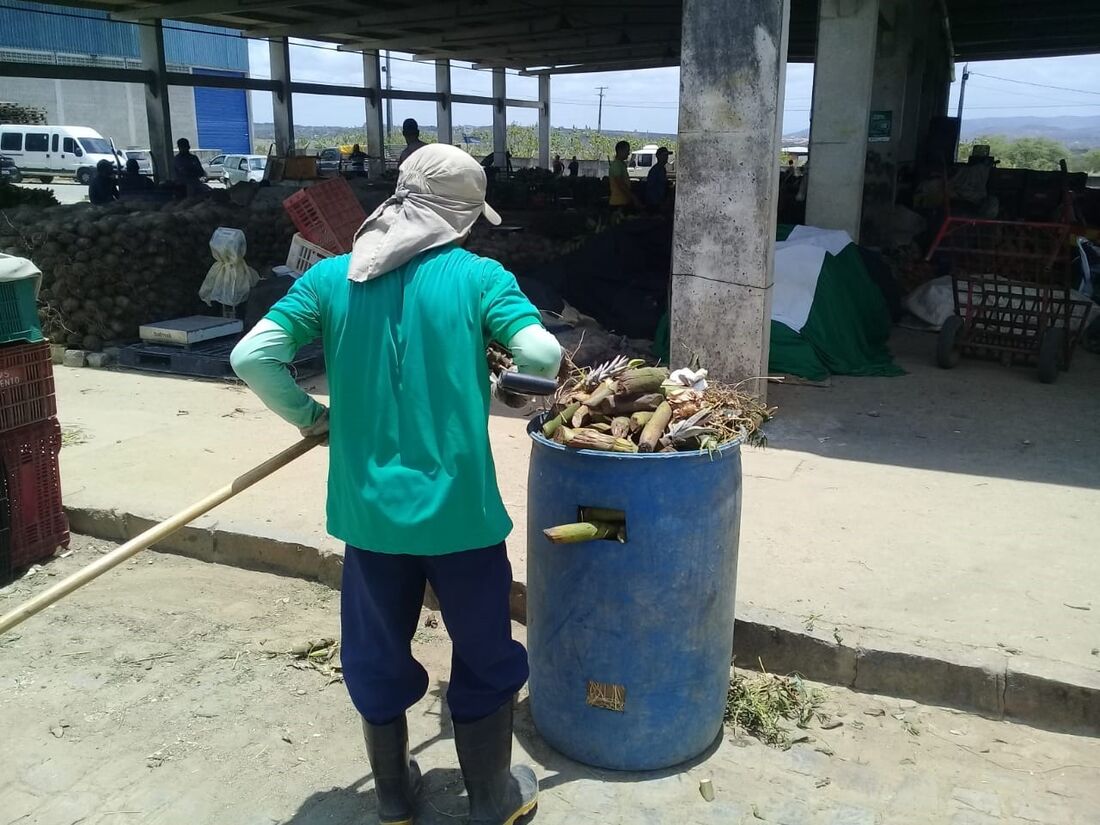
[925,199,1091,383]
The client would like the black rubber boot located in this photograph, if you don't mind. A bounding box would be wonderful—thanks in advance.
[362,716,422,825]
[453,703,539,825]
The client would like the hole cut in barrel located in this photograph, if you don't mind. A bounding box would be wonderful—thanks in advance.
[586,680,626,712]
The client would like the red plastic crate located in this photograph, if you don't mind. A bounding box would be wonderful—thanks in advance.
[1,417,69,571]
[0,341,57,434]
[282,177,367,254]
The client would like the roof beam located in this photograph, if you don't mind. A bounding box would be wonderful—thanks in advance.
[246,0,531,37]
[112,0,318,22]
[519,58,681,76]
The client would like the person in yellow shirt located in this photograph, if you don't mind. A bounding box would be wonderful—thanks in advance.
[608,140,638,217]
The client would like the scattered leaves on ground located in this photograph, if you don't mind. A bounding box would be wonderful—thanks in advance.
[725,665,826,749]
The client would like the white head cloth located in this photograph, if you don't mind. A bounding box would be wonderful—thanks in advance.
[347,143,501,282]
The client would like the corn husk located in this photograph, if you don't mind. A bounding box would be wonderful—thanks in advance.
[562,427,639,453]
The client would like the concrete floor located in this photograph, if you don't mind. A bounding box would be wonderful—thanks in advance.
[3,542,1098,825]
[53,327,1100,680]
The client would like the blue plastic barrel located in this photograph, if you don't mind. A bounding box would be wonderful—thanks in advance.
[526,420,742,770]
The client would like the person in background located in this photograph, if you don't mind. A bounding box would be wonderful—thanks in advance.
[87,159,118,205]
[568,156,579,178]
[118,158,154,195]
[398,118,427,166]
[348,143,368,178]
[231,143,560,825]
[173,138,207,197]
[608,140,638,216]
[644,146,672,214]
[552,154,564,177]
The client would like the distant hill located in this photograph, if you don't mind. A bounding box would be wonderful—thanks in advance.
[959,116,1100,149]
[783,116,1100,149]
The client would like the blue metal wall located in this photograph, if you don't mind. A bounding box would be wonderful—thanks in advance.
[193,69,251,153]
[0,1,248,71]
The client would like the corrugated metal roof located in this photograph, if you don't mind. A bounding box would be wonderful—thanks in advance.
[0,1,248,70]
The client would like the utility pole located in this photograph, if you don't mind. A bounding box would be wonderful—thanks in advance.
[596,85,608,133]
[384,50,393,149]
[956,63,970,121]
[955,63,970,160]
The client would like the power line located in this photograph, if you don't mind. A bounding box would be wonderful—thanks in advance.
[595,85,608,132]
[968,71,1100,97]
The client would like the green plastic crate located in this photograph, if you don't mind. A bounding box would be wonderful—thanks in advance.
[0,277,43,345]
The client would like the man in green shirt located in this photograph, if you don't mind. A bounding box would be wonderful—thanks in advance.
[232,144,560,825]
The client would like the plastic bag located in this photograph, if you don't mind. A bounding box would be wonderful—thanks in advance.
[199,227,259,307]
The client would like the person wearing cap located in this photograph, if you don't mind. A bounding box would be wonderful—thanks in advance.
[644,146,673,214]
[87,159,119,205]
[231,143,559,825]
[398,118,428,167]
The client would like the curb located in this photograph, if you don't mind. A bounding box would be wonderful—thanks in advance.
[66,505,1100,737]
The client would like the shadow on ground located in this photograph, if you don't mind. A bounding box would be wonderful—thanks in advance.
[278,695,707,825]
[765,327,1100,489]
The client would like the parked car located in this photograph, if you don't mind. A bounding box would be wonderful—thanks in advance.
[223,154,268,185]
[0,154,21,184]
[0,124,122,184]
[317,147,345,176]
[122,148,154,176]
[204,153,227,180]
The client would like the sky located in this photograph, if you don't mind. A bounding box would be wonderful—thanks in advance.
[246,40,1100,137]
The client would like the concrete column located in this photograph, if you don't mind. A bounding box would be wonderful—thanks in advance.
[492,67,507,167]
[435,59,453,144]
[137,19,173,182]
[538,74,551,169]
[671,0,790,391]
[269,37,295,156]
[898,19,928,166]
[861,0,914,246]
[805,0,881,240]
[363,51,385,178]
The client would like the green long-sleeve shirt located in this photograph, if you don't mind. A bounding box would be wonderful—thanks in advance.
[230,245,561,556]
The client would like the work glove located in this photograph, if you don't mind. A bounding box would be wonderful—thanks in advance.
[300,407,330,441]
[490,373,530,410]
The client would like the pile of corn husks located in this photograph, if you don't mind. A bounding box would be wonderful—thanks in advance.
[539,357,775,453]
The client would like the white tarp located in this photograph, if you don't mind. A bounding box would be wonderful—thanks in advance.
[769,226,857,333]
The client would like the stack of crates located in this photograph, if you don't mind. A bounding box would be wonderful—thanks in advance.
[282,177,367,254]
[0,263,69,582]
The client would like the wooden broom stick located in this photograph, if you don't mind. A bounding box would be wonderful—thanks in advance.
[0,436,323,636]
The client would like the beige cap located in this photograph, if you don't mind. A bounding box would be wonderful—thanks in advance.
[399,143,501,226]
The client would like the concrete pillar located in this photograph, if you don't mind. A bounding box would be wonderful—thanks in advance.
[492,67,507,167]
[269,37,295,156]
[537,74,551,169]
[898,20,927,166]
[363,51,385,178]
[435,59,452,144]
[861,0,914,246]
[137,19,172,182]
[805,0,881,240]
[671,0,790,390]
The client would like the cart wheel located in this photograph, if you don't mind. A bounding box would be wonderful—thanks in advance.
[1038,327,1064,384]
[936,315,964,369]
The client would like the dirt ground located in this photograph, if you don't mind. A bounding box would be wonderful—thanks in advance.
[3,537,1099,825]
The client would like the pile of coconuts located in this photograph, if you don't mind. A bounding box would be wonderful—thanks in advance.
[0,194,295,351]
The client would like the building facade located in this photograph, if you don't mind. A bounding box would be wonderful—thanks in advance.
[0,1,251,153]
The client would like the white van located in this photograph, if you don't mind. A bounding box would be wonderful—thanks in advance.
[223,154,267,185]
[0,125,121,185]
[627,144,675,181]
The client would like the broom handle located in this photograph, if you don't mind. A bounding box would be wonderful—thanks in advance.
[0,436,322,636]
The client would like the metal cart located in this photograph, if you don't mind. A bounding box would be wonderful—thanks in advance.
[925,207,1092,384]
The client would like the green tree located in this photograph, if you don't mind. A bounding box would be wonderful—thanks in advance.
[958,134,1070,170]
